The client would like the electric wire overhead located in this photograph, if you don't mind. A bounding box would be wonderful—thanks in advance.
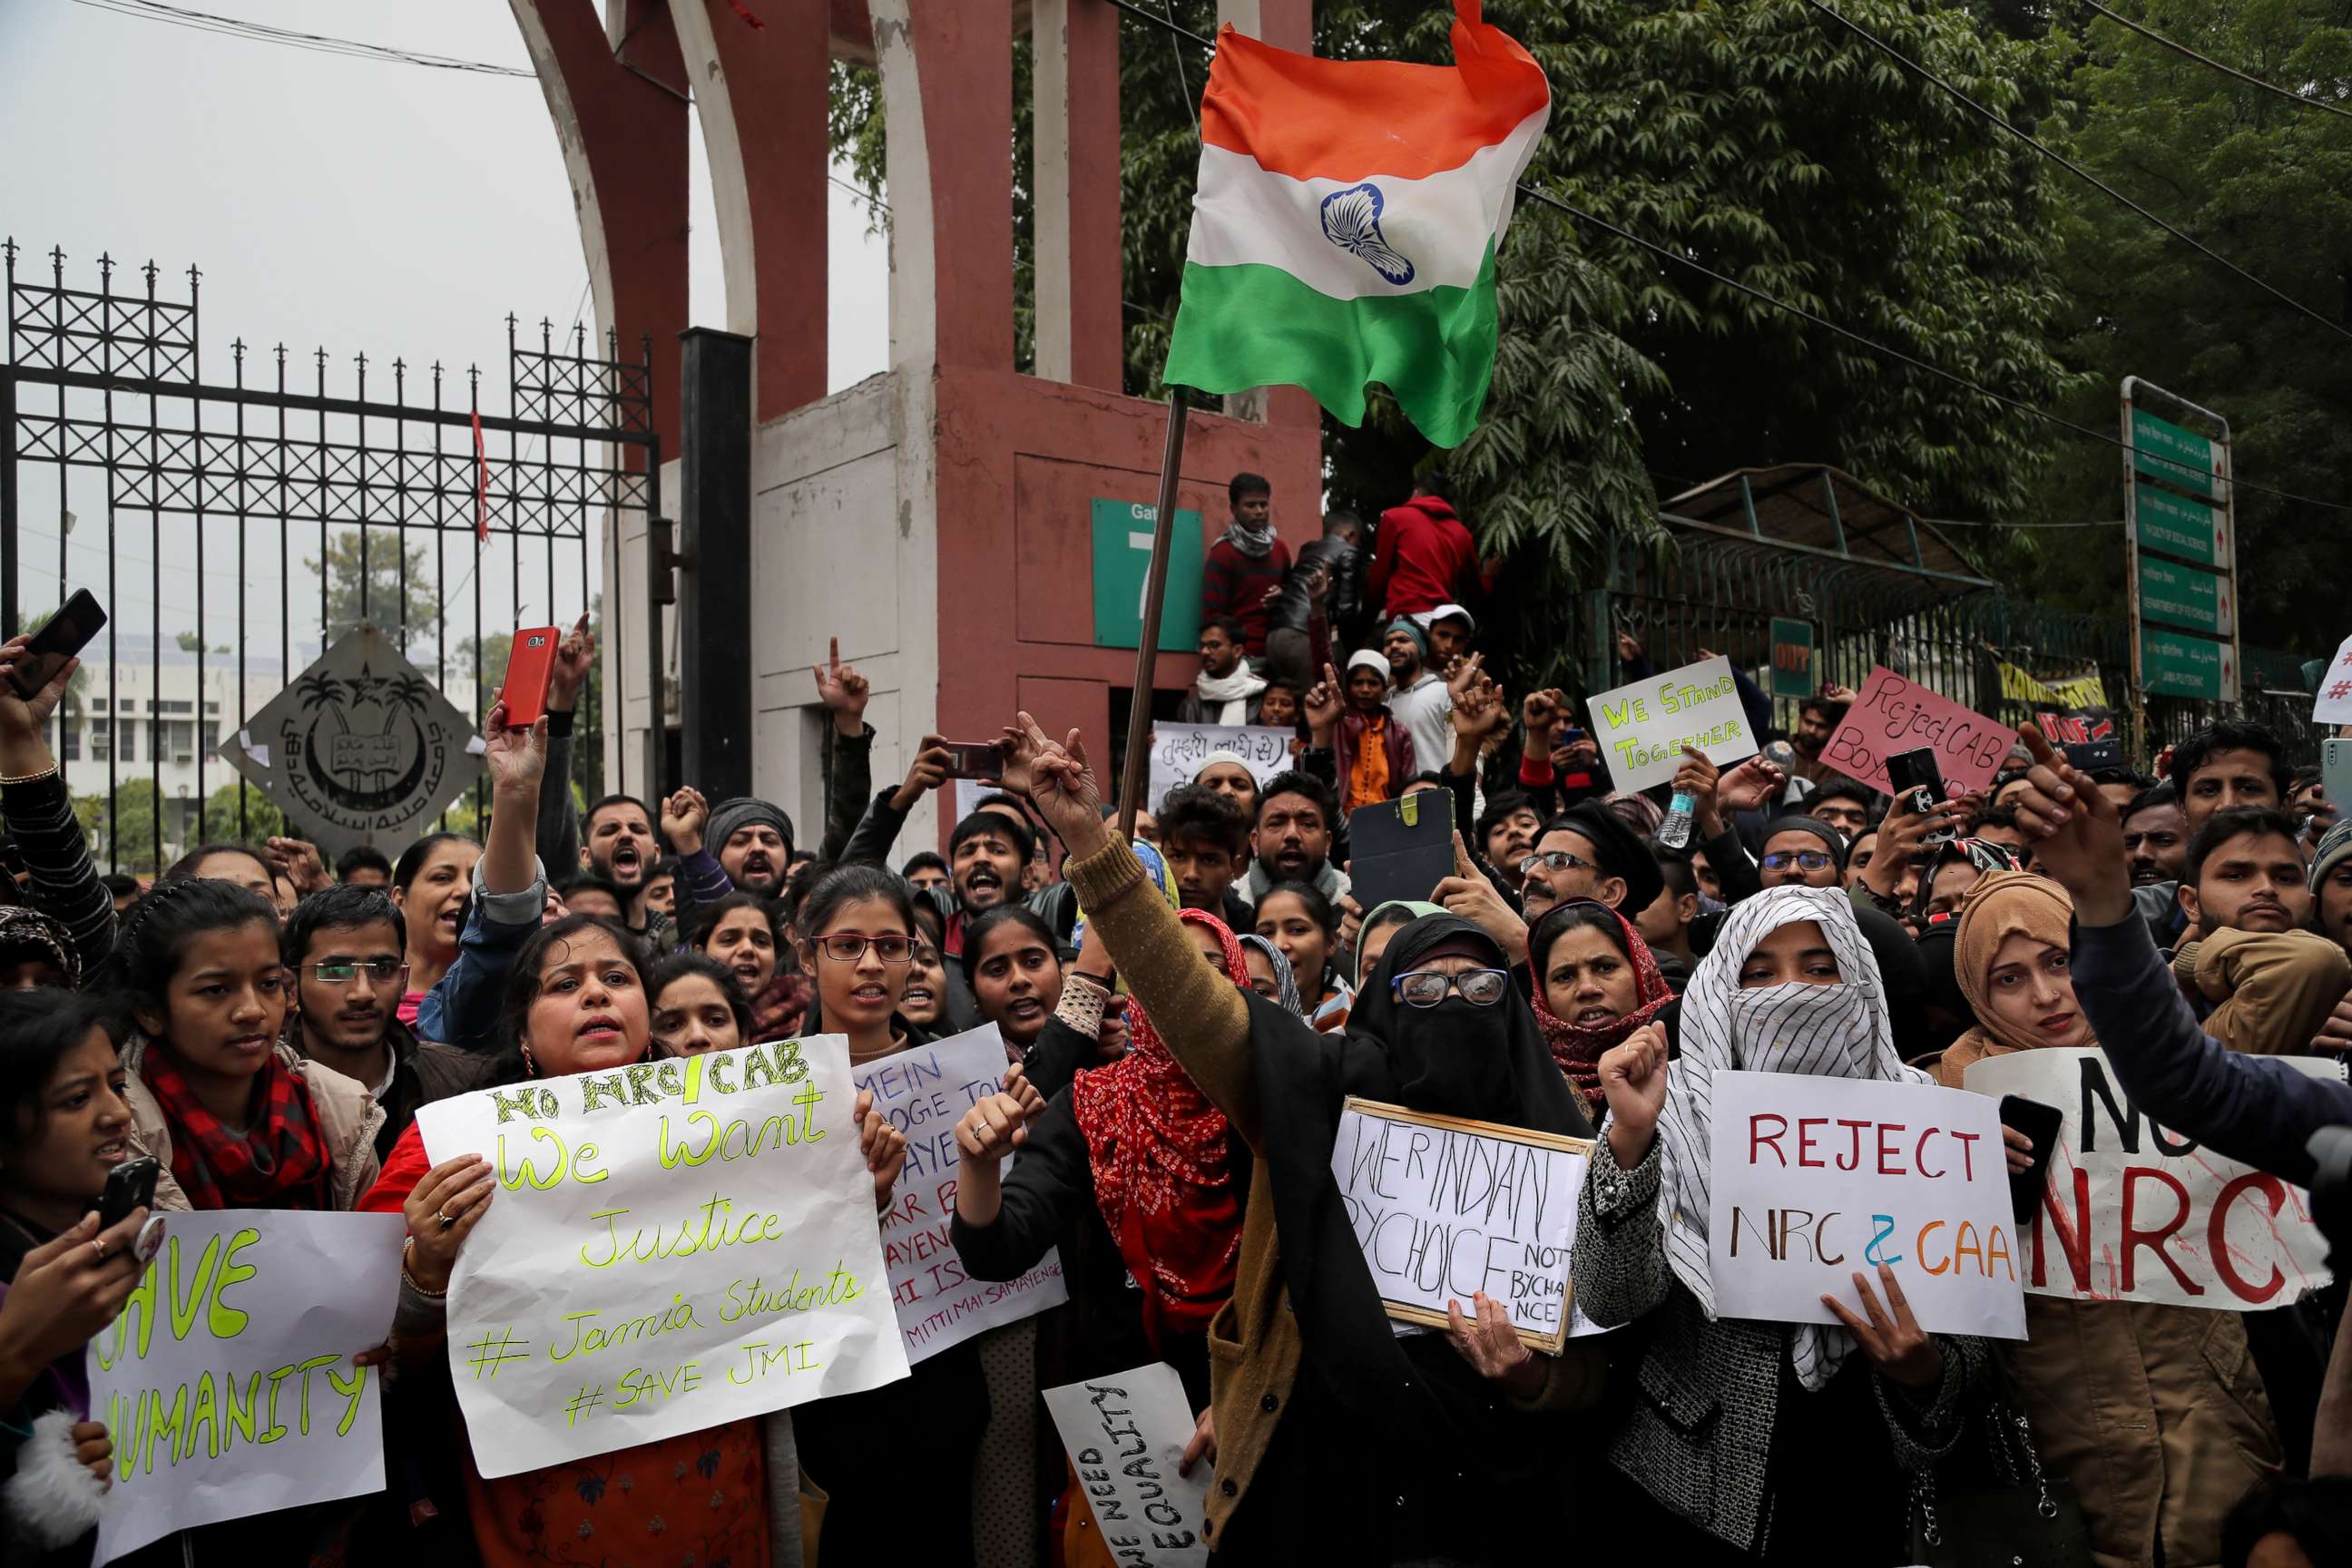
[1095,0,2352,514]
[72,0,536,76]
[1801,0,2352,346]
[2080,0,2352,122]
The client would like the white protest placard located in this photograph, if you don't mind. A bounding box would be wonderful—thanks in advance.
[1042,1362,1213,1568]
[1147,723,1296,812]
[2314,633,2352,725]
[86,1210,404,1563]
[1964,1047,2334,1308]
[1583,656,1758,793]
[414,1034,909,1476]
[859,1023,1067,1360]
[1330,1098,1602,1350]
[1707,1070,2026,1339]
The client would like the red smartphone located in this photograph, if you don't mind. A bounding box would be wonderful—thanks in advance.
[941,740,1004,781]
[498,626,562,727]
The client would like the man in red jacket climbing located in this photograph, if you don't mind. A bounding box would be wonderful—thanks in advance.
[1367,471,1486,620]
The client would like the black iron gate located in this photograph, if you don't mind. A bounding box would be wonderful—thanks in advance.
[0,240,661,871]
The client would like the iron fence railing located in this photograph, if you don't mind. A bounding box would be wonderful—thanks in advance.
[1595,518,2322,774]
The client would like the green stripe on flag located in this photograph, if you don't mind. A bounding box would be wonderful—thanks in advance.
[1163,242,1500,449]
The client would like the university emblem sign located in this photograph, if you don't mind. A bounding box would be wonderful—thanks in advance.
[219,623,483,862]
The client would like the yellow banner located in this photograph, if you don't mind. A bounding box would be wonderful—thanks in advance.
[1998,662,2106,710]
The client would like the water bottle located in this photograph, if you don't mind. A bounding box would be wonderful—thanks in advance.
[1657,788,1698,849]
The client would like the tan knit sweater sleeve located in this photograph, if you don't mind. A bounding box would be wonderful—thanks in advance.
[1064,838,1261,1147]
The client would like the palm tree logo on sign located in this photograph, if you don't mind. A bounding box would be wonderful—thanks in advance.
[220,623,483,861]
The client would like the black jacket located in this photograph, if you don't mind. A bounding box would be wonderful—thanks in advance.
[1265,534,1358,637]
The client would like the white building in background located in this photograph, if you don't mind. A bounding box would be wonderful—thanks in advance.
[44,635,315,848]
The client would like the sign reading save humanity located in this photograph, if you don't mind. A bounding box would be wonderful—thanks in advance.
[1964,1048,2333,1308]
[86,1210,404,1564]
[414,1035,909,1476]
[1582,655,1758,793]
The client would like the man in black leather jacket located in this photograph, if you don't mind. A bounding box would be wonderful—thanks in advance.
[1262,510,1363,691]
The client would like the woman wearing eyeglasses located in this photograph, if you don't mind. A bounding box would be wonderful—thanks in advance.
[999,714,1608,1564]
[784,863,999,1568]
[1755,816,1848,889]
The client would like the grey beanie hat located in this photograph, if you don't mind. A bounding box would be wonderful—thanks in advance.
[704,797,795,857]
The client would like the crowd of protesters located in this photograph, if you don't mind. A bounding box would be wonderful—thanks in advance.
[0,473,2345,1568]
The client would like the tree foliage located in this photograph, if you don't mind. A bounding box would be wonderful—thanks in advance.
[305,531,442,655]
[830,0,2074,685]
[2024,0,2352,647]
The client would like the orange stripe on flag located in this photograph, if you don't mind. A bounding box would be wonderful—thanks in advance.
[1199,0,1546,182]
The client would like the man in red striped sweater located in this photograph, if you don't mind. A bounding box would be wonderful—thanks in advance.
[1200,471,1292,659]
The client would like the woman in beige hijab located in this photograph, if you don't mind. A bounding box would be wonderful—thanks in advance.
[1938,870,2284,1568]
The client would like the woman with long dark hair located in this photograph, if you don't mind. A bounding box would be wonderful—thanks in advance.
[0,990,150,1561]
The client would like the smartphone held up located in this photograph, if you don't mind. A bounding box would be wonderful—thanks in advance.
[5,589,106,701]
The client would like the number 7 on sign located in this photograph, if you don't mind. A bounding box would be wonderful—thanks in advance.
[1130,528,1157,621]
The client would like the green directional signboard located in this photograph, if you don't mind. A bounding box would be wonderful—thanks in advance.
[2132,481,2229,568]
[1768,617,1816,700]
[2137,554,2233,636]
[2131,407,2222,500]
[2141,627,2232,701]
[1090,497,1206,652]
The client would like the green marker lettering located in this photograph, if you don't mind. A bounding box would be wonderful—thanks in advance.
[208,1228,259,1338]
[292,1352,338,1435]
[142,1384,187,1475]
[185,1369,220,1461]
[328,1362,368,1437]
[740,1043,779,1092]
[624,1062,661,1104]
[168,1233,221,1343]
[225,1367,260,1450]
[793,1079,825,1143]
[259,1361,296,1444]
[579,1072,629,1112]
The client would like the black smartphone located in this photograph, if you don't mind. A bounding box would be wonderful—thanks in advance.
[1999,1094,2063,1226]
[92,1154,161,1230]
[7,590,106,700]
[941,740,1004,781]
[1885,746,1956,848]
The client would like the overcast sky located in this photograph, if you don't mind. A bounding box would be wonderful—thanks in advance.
[0,0,889,676]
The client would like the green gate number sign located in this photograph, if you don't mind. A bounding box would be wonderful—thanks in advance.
[2129,407,2221,500]
[2136,554,2234,636]
[1091,498,1206,652]
[1769,617,1816,700]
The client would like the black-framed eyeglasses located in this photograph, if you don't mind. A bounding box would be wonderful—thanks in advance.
[1760,850,1834,872]
[816,934,916,965]
[305,958,408,984]
[1390,968,1513,1008]
[1518,848,1595,879]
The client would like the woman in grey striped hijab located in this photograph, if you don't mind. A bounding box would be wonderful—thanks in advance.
[1236,932,1304,1016]
[1654,884,1932,1390]
[1572,884,1987,1558]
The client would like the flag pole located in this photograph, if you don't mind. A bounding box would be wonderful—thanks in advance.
[1115,391,1190,838]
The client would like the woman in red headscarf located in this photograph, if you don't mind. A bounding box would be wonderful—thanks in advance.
[1526,899,1675,1114]
[949,907,1251,1399]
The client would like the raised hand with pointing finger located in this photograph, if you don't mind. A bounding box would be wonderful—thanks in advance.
[1435,829,1528,964]
[810,636,871,738]
[544,612,594,714]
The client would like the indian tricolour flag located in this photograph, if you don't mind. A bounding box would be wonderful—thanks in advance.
[1162,2,1549,449]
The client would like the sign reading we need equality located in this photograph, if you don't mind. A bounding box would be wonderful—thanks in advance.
[414,1034,909,1476]
[860,1023,1067,1360]
[86,1210,404,1563]
[1707,1071,2026,1339]
[1818,665,2013,798]
[1583,655,1758,792]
